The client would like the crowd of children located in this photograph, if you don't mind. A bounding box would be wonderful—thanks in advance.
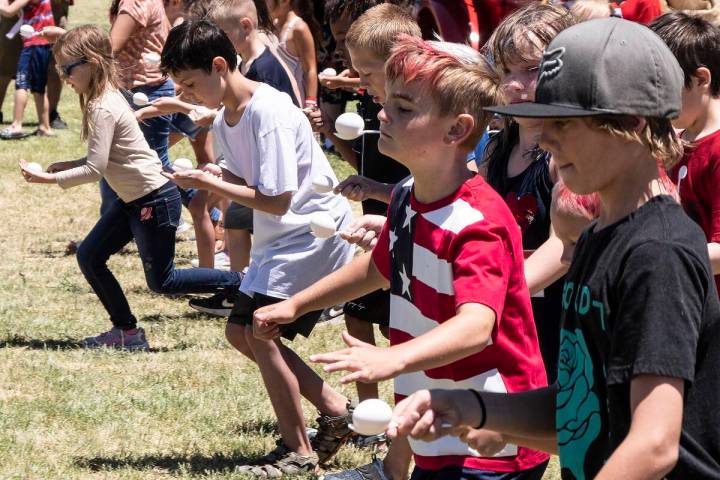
[13,0,720,478]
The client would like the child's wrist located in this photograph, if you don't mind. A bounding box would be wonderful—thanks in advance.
[304,97,317,109]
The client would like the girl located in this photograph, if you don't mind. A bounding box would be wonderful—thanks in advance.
[19,26,242,350]
[481,3,576,383]
[266,0,318,107]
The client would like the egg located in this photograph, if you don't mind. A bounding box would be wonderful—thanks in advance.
[188,106,211,122]
[312,175,335,194]
[132,92,149,106]
[351,399,394,436]
[334,112,365,140]
[143,52,161,66]
[320,67,337,77]
[309,213,337,239]
[26,162,42,173]
[172,158,194,171]
[19,24,35,38]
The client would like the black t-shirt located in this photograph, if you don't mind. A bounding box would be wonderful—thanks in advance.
[245,47,299,107]
[557,195,720,479]
[354,94,410,216]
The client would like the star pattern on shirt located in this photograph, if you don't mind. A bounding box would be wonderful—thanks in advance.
[389,230,398,251]
[402,205,416,230]
[399,264,411,297]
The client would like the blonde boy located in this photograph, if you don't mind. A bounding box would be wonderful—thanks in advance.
[255,36,550,479]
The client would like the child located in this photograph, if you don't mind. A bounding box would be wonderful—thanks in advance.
[18,25,243,349]
[650,12,720,294]
[0,0,54,139]
[550,182,600,265]
[267,0,319,107]
[255,36,550,479]
[160,19,356,474]
[188,0,302,316]
[390,18,720,479]
[482,3,575,384]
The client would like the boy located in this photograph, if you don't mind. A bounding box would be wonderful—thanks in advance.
[255,36,550,479]
[650,12,720,294]
[389,18,720,479]
[188,0,302,316]
[0,0,54,139]
[161,20,356,475]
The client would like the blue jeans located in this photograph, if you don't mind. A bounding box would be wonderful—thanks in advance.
[78,182,243,330]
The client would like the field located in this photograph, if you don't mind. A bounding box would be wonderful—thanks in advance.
[0,2,559,478]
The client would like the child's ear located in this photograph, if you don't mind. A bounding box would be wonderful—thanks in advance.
[212,56,229,75]
[693,66,712,89]
[445,114,475,146]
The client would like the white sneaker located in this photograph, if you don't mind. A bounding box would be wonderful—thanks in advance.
[190,251,230,269]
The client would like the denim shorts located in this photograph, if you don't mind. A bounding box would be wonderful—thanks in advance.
[16,45,52,93]
[169,112,209,142]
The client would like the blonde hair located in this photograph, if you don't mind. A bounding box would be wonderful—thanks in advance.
[588,116,684,170]
[346,3,420,59]
[386,35,503,150]
[52,25,122,141]
[206,0,257,28]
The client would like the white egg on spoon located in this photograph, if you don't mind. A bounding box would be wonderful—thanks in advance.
[132,92,149,106]
[334,112,366,140]
[25,162,43,173]
[19,24,35,39]
[309,213,337,239]
[172,157,194,171]
[312,175,336,194]
[351,399,394,436]
[320,67,337,78]
[143,52,161,67]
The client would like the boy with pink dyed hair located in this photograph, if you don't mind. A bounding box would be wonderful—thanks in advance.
[255,35,550,479]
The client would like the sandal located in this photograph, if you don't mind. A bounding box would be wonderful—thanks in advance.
[235,443,318,478]
[312,400,355,465]
[0,128,33,140]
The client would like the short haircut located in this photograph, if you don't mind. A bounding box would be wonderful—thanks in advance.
[346,3,420,59]
[385,35,502,150]
[205,0,257,28]
[325,0,411,24]
[484,3,575,74]
[649,12,720,96]
[161,19,238,75]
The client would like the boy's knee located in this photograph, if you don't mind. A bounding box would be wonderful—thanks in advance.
[226,322,252,354]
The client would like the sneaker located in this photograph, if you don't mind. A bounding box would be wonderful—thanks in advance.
[322,458,388,480]
[49,113,68,130]
[81,327,149,351]
[312,401,355,465]
[189,290,236,317]
[235,443,318,477]
[190,251,230,269]
[319,304,345,322]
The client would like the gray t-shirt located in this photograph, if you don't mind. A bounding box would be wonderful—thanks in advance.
[214,84,354,298]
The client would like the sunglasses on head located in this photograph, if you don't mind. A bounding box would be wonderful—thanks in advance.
[59,58,88,77]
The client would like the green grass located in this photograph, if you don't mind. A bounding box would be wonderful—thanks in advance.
[0,2,559,478]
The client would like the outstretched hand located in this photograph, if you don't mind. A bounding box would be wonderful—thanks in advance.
[161,169,214,190]
[253,299,299,340]
[338,214,386,251]
[19,160,56,184]
[387,389,469,442]
[310,331,400,384]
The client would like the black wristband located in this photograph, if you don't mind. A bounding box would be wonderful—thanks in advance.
[469,389,487,430]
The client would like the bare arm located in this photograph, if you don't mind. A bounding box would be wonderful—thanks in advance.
[0,0,29,18]
[525,226,568,295]
[293,23,318,102]
[707,242,720,275]
[596,375,683,479]
[110,13,138,53]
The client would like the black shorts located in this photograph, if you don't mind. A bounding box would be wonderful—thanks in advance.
[224,202,253,231]
[228,292,322,340]
[342,288,390,327]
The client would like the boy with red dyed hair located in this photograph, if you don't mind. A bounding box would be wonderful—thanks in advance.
[254,36,550,479]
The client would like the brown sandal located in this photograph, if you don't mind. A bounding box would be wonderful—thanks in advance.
[235,444,318,478]
[311,401,355,465]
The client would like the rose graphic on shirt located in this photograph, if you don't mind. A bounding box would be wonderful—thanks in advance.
[505,193,539,232]
[556,328,602,480]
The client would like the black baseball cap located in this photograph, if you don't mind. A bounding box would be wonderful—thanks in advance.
[486,18,684,119]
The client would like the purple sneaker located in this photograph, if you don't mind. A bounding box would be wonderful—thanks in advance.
[82,327,150,351]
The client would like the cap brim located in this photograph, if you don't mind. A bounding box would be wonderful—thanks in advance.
[486,102,609,118]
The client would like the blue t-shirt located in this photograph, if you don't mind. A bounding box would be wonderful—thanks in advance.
[245,47,299,107]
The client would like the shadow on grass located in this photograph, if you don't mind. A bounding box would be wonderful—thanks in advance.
[76,452,254,474]
[139,311,217,323]
[232,418,280,435]
[0,335,195,352]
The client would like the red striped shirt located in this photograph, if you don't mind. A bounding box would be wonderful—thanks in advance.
[22,0,53,47]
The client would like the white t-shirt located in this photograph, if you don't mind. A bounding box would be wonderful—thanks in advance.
[214,84,354,298]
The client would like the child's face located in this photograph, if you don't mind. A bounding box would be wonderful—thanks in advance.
[170,60,227,108]
[499,37,543,106]
[348,46,387,103]
[540,117,624,195]
[56,55,92,95]
[673,75,706,131]
[378,77,454,167]
[330,12,352,67]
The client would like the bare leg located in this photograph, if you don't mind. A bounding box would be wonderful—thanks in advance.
[33,92,51,134]
[47,66,62,119]
[226,228,251,272]
[244,326,314,455]
[188,191,216,268]
[11,88,28,131]
[383,437,413,480]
